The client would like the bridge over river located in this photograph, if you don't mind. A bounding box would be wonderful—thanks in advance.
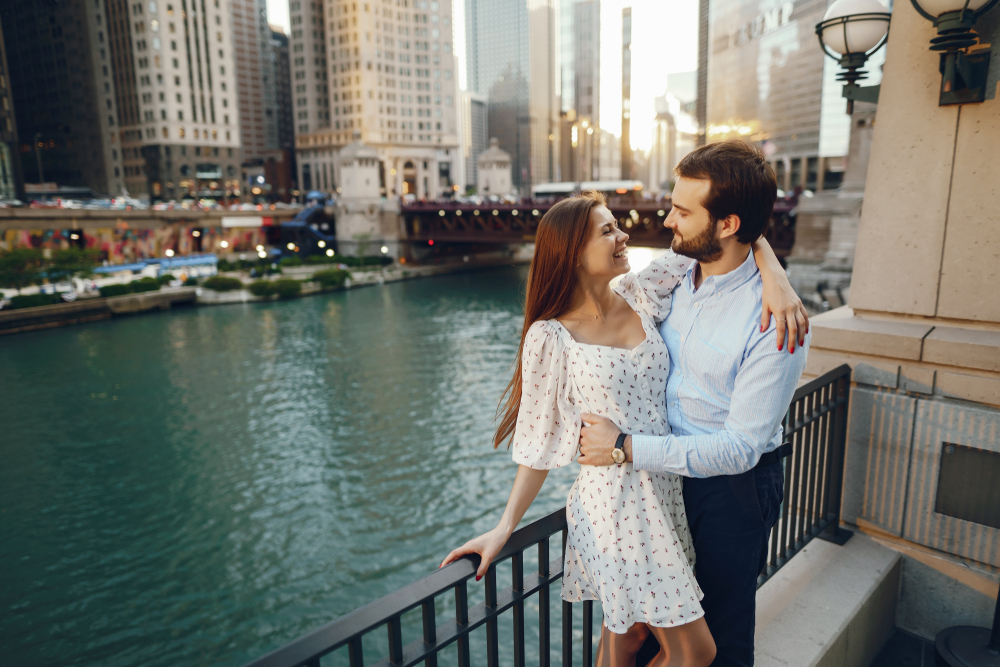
[400,196,798,256]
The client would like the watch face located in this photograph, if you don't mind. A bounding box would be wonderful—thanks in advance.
[612,448,625,464]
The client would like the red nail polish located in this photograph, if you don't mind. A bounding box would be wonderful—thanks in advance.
[476,575,482,582]
[778,343,783,351]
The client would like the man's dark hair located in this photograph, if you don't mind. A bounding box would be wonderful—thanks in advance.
[675,140,777,244]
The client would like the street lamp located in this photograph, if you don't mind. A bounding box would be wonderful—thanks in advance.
[909,0,999,104]
[816,0,892,113]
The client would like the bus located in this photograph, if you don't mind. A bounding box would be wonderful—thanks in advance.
[531,180,645,201]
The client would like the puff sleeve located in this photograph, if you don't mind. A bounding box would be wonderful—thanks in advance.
[511,321,580,470]
[618,250,690,323]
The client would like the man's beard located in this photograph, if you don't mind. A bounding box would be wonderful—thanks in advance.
[672,218,723,262]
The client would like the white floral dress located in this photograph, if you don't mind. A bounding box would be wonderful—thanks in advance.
[512,254,704,633]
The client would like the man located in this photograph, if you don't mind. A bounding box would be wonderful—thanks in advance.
[578,140,809,667]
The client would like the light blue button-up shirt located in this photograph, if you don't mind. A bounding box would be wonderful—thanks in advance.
[631,250,809,478]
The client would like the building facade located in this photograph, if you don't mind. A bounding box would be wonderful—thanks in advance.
[703,0,878,192]
[647,93,698,196]
[558,0,601,183]
[290,0,461,200]
[0,13,22,200]
[1,0,245,201]
[457,90,486,192]
[465,0,559,192]
[271,26,296,156]
[231,0,277,161]
[1,1,124,195]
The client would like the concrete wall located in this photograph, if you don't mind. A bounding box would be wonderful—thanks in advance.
[849,0,1000,321]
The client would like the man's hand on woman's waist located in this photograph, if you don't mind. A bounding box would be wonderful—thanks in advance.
[578,413,632,466]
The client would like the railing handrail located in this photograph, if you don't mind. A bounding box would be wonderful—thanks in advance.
[791,363,851,403]
[242,509,567,667]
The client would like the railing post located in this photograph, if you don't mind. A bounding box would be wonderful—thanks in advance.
[512,552,526,667]
[562,528,572,667]
[348,636,364,667]
[485,565,500,667]
[582,600,594,667]
[421,598,438,667]
[538,538,550,667]
[455,582,470,667]
[820,371,853,545]
[388,615,404,665]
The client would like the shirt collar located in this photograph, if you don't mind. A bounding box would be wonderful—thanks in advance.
[682,248,758,296]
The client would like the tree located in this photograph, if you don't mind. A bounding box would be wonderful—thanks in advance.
[47,248,99,284]
[0,248,43,293]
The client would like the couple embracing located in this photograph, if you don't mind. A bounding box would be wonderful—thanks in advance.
[442,140,810,667]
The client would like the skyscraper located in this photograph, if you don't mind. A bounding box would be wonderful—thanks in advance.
[620,6,632,180]
[464,0,559,191]
[289,0,461,198]
[231,0,278,160]
[1,0,243,201]
[1,1,124,195]
[558,0,601,183]
[271,26,295,156]
[0,13,23,201]
[457,90,486,191]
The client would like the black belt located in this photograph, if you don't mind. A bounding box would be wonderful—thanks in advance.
[756,442,793,467]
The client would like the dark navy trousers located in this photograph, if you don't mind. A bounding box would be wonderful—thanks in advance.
[634,461,784,667]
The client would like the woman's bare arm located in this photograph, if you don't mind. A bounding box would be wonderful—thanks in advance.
[752,236,809,352]
[440,465,548,579]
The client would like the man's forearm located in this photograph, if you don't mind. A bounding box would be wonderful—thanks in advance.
[630,431,766,478]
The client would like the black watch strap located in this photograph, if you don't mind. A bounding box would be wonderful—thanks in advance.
[615,433,627,453]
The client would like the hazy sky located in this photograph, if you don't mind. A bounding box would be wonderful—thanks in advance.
[265,0,697,151]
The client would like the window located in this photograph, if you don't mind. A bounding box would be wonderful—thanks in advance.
[178,110,183,120]
[179,127,185,137]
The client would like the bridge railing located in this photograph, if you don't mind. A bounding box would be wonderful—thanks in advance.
[242,364,852,667]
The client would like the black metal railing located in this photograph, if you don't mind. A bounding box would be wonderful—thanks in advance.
[243,364,853,667]
[759,363,853,587]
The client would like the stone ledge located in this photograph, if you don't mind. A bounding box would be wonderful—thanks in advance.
[810,307,932,361]
[755,533,901,667]
[923,326,1000,373]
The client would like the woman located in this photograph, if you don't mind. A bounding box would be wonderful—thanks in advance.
[441,192,804,666]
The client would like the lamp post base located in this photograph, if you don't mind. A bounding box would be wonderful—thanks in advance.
[935,627,1000,667]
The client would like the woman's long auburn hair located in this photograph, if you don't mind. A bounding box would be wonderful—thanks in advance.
[493,191,607,448]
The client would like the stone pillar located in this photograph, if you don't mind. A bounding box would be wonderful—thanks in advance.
[804,0,1000,640]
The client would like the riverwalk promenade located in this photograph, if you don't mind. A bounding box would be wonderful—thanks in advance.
[0,251,531,336]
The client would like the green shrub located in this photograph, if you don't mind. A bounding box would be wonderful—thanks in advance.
[130,277,161,293]
[333,255,392,268]
[304,254,334,265]
[183,277,199,286]
[9,293,64,309]
[203,276,244,292]
[157,273,177,285]
[99,283,132,297]
[248,280,276,297]
[272,278,302,299]
[312,268,351,290]
[279,256,303,267]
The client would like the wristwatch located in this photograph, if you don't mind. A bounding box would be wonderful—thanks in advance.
[612,433,627,466]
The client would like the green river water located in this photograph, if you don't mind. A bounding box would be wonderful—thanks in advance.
[0,266,586,666]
